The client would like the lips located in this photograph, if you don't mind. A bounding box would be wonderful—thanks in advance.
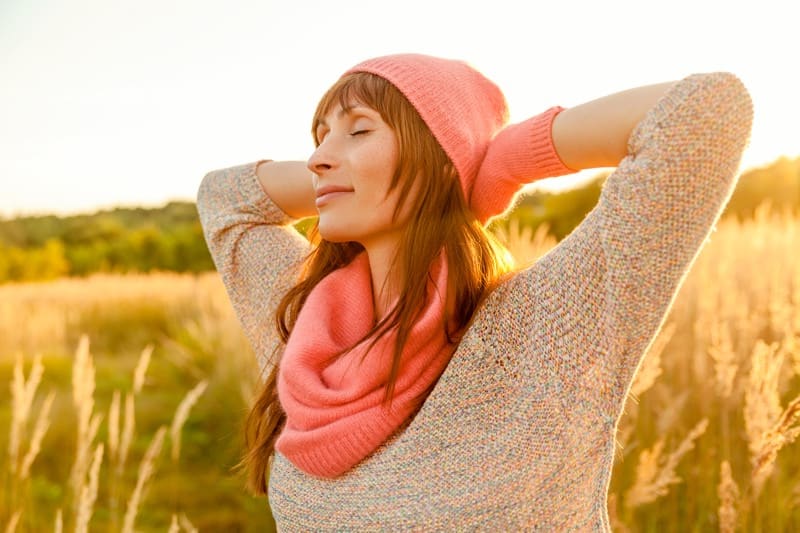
[315,184,354,208]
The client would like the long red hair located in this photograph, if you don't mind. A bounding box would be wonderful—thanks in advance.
[240,72,513,494]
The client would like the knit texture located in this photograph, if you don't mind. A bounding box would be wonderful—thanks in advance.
[472,105,573,222]
[276,250,455,478]
[346,54,573,223]
[197,72,752,531]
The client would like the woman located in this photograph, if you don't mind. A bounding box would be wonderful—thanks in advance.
[197,53,752,530]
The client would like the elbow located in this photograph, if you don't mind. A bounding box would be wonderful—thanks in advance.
[709,72,754,162]
[701,71,754,135]
[196,167,225,207]
[196,169,222,225]
[684,72,754,182]
[196,170,216,206]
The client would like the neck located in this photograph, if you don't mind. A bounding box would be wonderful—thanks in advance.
[362,238,402,320]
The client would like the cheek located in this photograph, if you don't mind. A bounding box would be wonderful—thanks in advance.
[361,137,399,191]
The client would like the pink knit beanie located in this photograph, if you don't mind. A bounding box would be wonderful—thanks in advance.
[345,53,571,223]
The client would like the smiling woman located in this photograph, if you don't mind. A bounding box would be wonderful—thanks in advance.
[197,53,752,530]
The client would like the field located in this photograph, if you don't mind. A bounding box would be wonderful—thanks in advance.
[1,205,799,531]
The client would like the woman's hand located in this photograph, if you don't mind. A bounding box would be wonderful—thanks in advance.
[256,160,318,219]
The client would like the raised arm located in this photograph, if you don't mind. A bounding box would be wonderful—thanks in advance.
[551,81,677,170]
[493,72,752,417]
[197,160,312,376]
[255,160,318,219]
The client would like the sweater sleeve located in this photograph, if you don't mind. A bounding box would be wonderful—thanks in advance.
[500,72,753,416]
[196,160,310,377]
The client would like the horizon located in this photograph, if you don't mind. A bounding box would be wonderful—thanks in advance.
[1,153,795,221]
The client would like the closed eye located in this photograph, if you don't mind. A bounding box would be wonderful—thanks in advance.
[349,130,371,137]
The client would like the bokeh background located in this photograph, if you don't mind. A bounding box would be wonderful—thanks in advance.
[2,0,798,531]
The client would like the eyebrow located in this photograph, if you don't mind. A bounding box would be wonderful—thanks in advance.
[317,105,374,128]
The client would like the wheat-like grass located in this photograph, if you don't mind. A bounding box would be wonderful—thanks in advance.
[0,272,233,358]
[709,319,738,399]
[751,395,800,497]
[178,512,198,533]
[3,510,21,533]
[133,344,153,395]
[690,265,719,383]
[782,331,800,378]
[118,392,135,475]
[69,335,97,510]
[19,390,55,479]
[170,380,208,462]
[168,514,180,533]
[744,340,783,449]
[624,418,709,508]
[73,411,104,517]
[743,340,787,497]
[617,322,676,462]
[492,219,556,269]
[655,390,690,436]
[121,425,166,533]
[0,277,261,529]
[8,355,24,476]
[75,443,104,533]
[717,460,740,533]
[0,205,792,530]
[71,335,91,405]
[53,509,62,533]
[108,389,120,465]
[630,323,674,398]
[8,352,44,476]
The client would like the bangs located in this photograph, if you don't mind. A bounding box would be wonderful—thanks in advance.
[311,73,397,146]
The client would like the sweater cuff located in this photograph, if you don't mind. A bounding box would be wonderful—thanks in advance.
[470,106,574,224]
[499,106,573,179]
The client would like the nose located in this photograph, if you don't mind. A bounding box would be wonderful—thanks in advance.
[307,139,338,175]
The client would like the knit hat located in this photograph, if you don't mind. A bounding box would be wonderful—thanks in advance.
[345,53,572,223]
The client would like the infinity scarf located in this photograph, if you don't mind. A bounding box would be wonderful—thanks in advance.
[276,250,454,478]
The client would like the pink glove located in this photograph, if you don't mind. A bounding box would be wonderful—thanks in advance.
[470,106,575,224]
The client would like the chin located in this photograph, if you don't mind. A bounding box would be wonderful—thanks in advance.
[316,219,359,244]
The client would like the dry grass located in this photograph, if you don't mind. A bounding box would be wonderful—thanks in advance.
[0,204,797,530]
[121,426,166,533]
[18,390,54,479]
[493,219,557,269]
[750,395,800,498]
[9,354,44,478]
[169,381,208,462]
[623,418,709,509]
[69,335,100,513]
[75,443,103,533]
[3,333,213,531]
[717,460,740,533]
[3,511,21,533]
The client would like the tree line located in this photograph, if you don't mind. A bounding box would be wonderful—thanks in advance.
[1,156,797,284]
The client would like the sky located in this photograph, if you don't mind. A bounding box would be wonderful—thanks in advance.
[1,0,798,217]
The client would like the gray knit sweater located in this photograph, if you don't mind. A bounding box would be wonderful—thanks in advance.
[197,72,752,531]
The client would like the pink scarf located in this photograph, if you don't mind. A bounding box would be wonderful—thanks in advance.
[276,251,454,478]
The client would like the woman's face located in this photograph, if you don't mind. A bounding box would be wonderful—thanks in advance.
[308,102,411,250]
